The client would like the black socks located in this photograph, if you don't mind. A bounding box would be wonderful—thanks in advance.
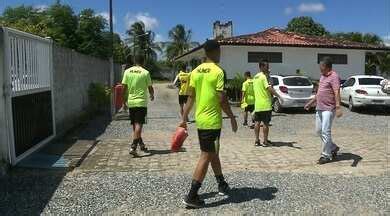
[188,180,202,198]
[131,138,141,148]
[215,175,225,184]
[188,176,225,198]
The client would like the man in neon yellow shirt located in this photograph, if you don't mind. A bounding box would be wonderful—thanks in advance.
[241,71,255,128]
[172,64,191,120]
[122,55,154,156]
[253,59,282,147]
[179,40,237,208]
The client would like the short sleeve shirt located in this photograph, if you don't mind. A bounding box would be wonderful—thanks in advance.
[121,66,152,108]
[253,72,272,112]
[178,71,190,95]
[242,79,255,105]
[190,62,225,129]
[316,70,340,111]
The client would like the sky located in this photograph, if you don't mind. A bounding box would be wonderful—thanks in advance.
[1,0,389,45]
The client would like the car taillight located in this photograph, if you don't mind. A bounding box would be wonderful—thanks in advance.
[355,89,368,95]
[279,86,288,94]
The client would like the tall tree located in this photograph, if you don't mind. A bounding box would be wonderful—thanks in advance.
[332,32,383,45]
[165,24,199,61]
[0,5,48,36]
[110,33,131,64]
[1,3,146,65]
[125,22,161,64]
[76,9,110,58]
[45,1,78,49]
[286,16,329,36]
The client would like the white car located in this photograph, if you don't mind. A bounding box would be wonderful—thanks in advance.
[341,75,390,111]
[271,75,315,112]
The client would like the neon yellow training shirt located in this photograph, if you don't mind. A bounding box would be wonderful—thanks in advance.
[178,71,190,95]
[242,78,255,106]
[121,66,152,108]
[190,62,225,130]
[253,72,272,112]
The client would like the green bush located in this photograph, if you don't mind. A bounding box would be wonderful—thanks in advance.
[88,83,111,114]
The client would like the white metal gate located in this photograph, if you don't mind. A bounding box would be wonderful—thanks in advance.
[2,27,56,165]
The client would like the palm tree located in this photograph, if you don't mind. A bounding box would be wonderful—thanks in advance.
[366,52,390,76]
[375,52,390,76]
[125,22,161,64]
[332,32,384,45]
[361,33,383,45]
[165,24,199,61]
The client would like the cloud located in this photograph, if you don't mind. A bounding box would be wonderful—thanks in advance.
[118,32,127,41]
[33,4,48,12]
[155,33,165,42]
[284,7,293,15]
[298,2,326,13]
[98,12,116,24]
[124,12,159,31]
[383,35,390,46]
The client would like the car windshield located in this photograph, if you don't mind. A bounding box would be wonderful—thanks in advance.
[271,77,279,85]
[283,77,311,86]
[358,78,383,85]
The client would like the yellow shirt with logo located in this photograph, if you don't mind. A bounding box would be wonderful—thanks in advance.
[241,78,255,106]
[190,63,225,129]
[178,71,190,95]
[121,66,152,108]
[253,72,272,112]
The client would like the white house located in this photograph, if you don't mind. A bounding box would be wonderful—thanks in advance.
[176,28,390,80]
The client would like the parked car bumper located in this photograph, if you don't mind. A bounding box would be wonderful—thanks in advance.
[353,95,390,107]
[279,95,315,108]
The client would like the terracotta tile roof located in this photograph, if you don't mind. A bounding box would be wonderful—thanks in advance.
[175,28,390,61]
[218,28,389,50]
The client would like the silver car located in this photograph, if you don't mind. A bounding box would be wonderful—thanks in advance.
[271,75,315,112]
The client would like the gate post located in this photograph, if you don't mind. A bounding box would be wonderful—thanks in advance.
[0,28,7,164]
[0,27,14,165]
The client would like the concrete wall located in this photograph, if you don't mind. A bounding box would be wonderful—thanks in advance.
[220,45,366,80]
[53,44,120,135]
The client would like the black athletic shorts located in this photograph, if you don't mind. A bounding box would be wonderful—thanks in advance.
[254,111,272,125]
[178,95,189,105]
[197,129,221,153]
[245,104,255,113]
[129,107,147,125]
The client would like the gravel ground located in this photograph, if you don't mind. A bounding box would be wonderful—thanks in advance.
[0,170,387,215]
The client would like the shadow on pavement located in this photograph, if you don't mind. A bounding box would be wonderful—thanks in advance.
[1,114,112,215]
[278,108,315,115]
[333,153,363,167]
[271,114,287,117]
[352,107,390,116]
[200,187,278,208]
[0,168,67,215]
[18,114,111,170]
[135,148,187,158]
[269,141,301,149]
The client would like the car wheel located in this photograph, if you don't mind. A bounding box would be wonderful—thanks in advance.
[273,99,282,113]
[349,97,356,112]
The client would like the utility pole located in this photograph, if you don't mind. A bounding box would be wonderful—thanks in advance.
[109,0,115,118]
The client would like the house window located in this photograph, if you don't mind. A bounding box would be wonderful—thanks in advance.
[248,52,283,63]
[318,54,348,64]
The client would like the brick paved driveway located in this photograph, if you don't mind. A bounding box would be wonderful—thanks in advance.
[76,83,389,177]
